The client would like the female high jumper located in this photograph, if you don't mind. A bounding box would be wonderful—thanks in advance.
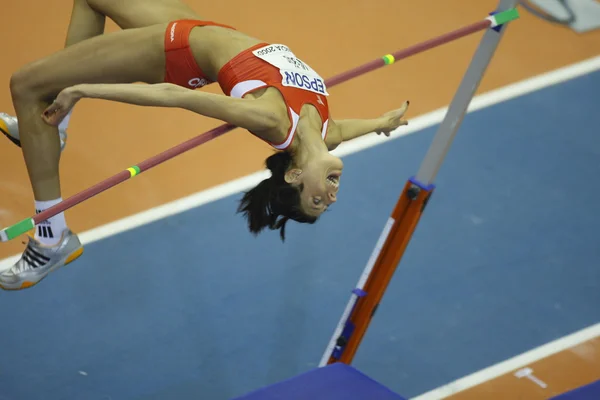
[0,0,409,290]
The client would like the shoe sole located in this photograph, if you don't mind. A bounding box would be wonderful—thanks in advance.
[0,122,21,147]
[0,246,84,291]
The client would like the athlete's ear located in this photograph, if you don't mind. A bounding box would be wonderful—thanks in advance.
[284,168,302,184]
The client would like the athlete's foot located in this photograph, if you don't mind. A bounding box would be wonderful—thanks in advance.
[0,230,83,290]
[0,113,67,150]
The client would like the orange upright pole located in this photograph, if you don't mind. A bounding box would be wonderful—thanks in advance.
[318,1,519,367]
[322,179,434,365]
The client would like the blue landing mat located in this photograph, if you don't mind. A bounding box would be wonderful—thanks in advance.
[550,379,600,400]
[233,363,407,400]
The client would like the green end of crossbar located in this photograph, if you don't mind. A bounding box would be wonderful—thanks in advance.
[3,218,35,241]
[494,8,520,25]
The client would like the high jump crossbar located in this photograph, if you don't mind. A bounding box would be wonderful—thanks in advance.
[319,0,519,367]
[0,7,519,242]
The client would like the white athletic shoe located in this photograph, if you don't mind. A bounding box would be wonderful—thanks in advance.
[0,112,67,150]
[0,230,83,290]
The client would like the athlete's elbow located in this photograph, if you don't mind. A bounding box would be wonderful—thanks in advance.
[155,83,189,107]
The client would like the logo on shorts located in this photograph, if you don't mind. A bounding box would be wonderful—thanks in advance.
[188,77,209,88]
[170,23,178,42]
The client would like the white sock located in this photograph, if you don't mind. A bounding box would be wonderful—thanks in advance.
[58,109,73,131]
[34,198,68,246]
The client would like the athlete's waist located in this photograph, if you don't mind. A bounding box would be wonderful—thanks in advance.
[217,43,328,96]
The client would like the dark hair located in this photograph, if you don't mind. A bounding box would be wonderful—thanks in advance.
[237,151,318,241]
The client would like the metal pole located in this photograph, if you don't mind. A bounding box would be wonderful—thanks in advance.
[414,0,520,186]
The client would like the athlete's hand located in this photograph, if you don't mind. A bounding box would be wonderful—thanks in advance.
[377,100,410,137]
[42,88,81,126]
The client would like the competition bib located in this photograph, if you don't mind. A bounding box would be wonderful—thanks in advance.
[252,44,329,96]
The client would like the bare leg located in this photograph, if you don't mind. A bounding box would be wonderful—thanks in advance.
[48,0,199,140]
[65,0,107,47]
[10,25,167,205]
[64,0,201,44]
[0,0,109,149]
[11,0,201,204]
[0,2,202,289]
[87,0,201,29]
[12,2,106,202]
[47,0,201,133]
[52,0,106,133]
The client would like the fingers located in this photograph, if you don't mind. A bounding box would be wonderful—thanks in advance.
[41,103,64,126]
[43,101,60,118]
[41,114,60,126]
[378,101,410,138]
[397,100,410,116]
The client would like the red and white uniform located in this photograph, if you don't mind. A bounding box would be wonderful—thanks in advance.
[162,20,330,151]
[218,43,330,150]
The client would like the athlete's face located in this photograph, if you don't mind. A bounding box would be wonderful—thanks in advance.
[285,155,344,217]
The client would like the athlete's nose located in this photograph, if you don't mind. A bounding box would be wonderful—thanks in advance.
[328,192,337,203]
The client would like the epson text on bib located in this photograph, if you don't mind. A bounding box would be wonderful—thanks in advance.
[253,44,330,96]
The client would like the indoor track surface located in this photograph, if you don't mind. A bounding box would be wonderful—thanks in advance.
[1,1,599,399]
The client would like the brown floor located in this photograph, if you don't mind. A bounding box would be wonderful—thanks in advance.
[1,1,599,398]
[446,337,600,399]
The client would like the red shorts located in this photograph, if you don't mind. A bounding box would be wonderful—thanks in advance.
[163,19,235,89]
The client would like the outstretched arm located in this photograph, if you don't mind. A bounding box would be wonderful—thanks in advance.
[328,101,410,148]
[42,83,278,133]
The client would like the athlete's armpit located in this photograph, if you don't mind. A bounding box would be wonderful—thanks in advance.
[175,88,280,132]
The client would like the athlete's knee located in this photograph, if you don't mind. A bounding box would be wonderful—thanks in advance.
[10,64,54,104]
[9,68,32,102]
